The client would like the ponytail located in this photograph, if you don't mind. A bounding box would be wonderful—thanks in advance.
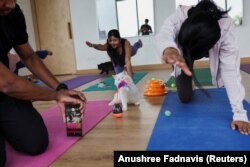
[178,0,230,96]
[188,0,230,21]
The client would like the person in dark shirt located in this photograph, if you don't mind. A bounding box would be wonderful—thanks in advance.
[0,1,86,166]
[139,19,152,35]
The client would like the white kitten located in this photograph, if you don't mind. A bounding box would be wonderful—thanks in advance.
[108,71,140,111]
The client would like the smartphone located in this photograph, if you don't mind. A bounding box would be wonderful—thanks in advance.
[65,104,82,136]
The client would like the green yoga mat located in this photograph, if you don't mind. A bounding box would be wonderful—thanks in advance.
[82,71,148,92]
[165,68,212,87]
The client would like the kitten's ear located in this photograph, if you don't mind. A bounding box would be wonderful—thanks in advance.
[123,70,128,75]
[113,74,116,79]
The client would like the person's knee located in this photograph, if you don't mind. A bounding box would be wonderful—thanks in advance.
[178,94,192,103]
[0,159,6,167]
[0,154,6,167]
[16,132,49,155]
[177,87,193,103]
[25,137,49,155]
[0,136,6,167]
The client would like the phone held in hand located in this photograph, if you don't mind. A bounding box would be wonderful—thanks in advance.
[65,104,82,136]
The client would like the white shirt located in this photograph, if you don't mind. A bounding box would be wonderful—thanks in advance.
[155,5,248,122]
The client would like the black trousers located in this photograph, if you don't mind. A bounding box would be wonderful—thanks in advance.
[0,94,48,167]
[175,61,194,103]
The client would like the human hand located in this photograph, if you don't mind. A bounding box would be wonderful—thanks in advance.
[231,120,250,135]
[162,47,192,76]
[86,41,93,47]
[56,90,87,122]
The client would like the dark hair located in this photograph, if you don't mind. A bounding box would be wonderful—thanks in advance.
[107,29,121,39]
[145,19,149,23]
[179,0,229,63]
[106,29,122,65]
[178,0,230,95]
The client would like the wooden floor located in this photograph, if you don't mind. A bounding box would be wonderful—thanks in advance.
[32,68,250,167]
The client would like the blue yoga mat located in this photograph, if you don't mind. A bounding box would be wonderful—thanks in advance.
[147,88,250,151]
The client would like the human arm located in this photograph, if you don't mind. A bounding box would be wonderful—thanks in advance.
[139,25,144,33]
[85,41,108,51]
[148,25,153,34]
[219,19,250,135]
[0,62,84,103]
[14,43,60,89]
[162,47,192,76]
[155,6,192,76]
[14,42,87,118]
[124,40,133,77]
[0,62,86,120]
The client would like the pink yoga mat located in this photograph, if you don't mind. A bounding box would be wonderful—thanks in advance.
[6,100,111,167]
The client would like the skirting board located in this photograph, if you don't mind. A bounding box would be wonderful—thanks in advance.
[75,57,250,75]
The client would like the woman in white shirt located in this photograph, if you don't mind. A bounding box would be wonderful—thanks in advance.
[155,0,250,135]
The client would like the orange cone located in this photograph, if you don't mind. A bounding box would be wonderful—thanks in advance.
[144,79,168,96]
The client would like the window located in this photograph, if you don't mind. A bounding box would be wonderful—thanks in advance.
[117,0,154,37]
[175,0,198,7]
[96,0,155,39]
[175,0,243,25]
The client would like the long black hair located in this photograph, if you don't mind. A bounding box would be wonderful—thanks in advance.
[106,29,122,66]
[178,0,230,95]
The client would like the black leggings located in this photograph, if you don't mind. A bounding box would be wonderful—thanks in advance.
[175,61,194,103]
[0,94,48,166]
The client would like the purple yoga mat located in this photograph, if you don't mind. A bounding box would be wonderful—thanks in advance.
[240,64,250,74]
[6,100,111,167]
[63,74,103,89]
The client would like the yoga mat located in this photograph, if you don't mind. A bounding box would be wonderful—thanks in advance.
[240,64,250,74]
[165,68,212,87]
[63,74,102,89]
[6,100,111,167]
[82,71,148,92]
[34,74,102,89]
[147,88,250,151]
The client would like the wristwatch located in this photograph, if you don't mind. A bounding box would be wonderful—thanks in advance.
[56,83,68,91]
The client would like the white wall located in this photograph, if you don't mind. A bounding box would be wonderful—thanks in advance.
[17,0,37,50]
[17,0,36,75]
[69,0,172,71]
[96,0,117,36]
[236,0,250,57]
[69,0,249,71]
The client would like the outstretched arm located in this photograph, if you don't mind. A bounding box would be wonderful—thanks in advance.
[85,41,108,51]
[14,42,59,89]
[0,62,82,102]
[155,6,192,76]
[0,62,86,121]
[219,19,250,135]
